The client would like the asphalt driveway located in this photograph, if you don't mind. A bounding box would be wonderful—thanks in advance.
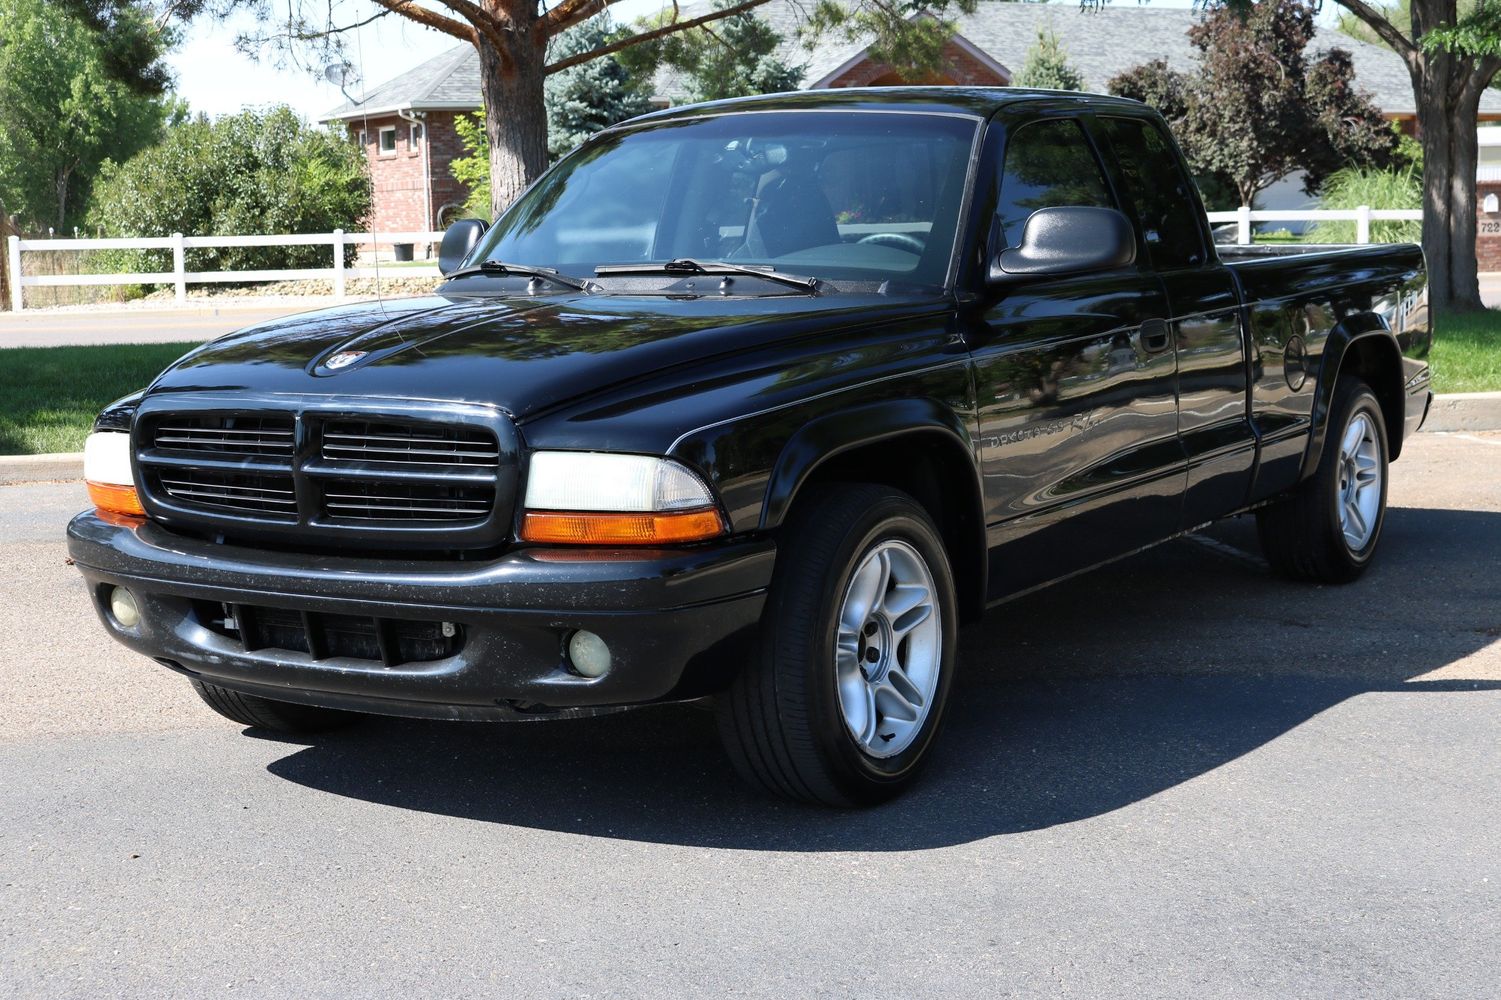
[1,431,1496,997]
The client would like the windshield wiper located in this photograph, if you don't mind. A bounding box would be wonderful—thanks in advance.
[444,259,599,293]
[595,258,820,293]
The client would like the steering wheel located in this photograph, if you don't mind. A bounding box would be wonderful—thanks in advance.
[856,232,926,255]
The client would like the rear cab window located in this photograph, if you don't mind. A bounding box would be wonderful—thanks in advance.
[1097,117,1208,270]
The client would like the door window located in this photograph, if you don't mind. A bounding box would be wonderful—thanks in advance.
[1099,117,1208,269]
[996,119,1114,249]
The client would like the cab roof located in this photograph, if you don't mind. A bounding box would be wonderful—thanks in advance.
[625,86,1149,126]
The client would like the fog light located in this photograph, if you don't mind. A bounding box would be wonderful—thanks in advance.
[108,586,140,629]
[567,630,611,678]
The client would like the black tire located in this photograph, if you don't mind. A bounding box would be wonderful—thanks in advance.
[1256,376,1390,583]
[716,484,958,807]
[190,679,362,734]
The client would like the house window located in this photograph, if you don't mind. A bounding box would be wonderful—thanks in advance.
[378,126,397,155]
[409,122,424,155]
[357,130,368,149]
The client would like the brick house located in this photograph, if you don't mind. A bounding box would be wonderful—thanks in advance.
[322,46,481,237]
[326,1,1501,237]
[1473,130,1501,271]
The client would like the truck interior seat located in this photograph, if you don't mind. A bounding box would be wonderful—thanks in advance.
[742,171,841,258]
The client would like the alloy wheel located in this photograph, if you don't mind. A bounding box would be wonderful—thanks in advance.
[834,539,942,758]
[1336,411,1383,551]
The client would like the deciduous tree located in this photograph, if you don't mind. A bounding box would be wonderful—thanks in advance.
[1109,0,1395,209]
[0,0,176,229]
[1102,0,1501,314]
[89,106,371,272]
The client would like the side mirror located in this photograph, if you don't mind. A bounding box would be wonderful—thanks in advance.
[438,218,489,276]
[988,206,1136,283]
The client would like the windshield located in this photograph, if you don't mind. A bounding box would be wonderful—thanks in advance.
[472,111,980,287]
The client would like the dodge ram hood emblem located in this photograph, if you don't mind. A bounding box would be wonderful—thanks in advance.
[324,350,367,371]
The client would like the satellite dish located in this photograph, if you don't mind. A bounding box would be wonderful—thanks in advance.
[323,62,360,87]
[324,62,362,103]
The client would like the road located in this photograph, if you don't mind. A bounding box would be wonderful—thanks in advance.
[1,432,1498,998]
[0,302,337,348]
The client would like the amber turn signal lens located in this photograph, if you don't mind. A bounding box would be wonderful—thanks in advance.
[521,508,726,545]
[87,480,146,518]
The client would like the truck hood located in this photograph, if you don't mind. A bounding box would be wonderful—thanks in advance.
[147,289,946,421]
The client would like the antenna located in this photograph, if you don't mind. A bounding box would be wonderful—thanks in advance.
[349,32,388,320]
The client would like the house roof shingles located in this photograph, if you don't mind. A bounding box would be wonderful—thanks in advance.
[321,1,1501,122]
[323,43,480,119]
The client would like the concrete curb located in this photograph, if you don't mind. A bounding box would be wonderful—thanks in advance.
[1422,391,1501,433]
[0,452,83,485]
[0,391,1494,486]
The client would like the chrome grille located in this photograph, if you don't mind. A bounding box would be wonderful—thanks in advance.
[152,416,294,457]
[322,420,499,467]
[156,470,296,519]
[321,479,494,522]
[134,406,513,549]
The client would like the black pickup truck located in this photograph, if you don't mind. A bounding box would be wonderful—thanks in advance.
[68,88,1431,806]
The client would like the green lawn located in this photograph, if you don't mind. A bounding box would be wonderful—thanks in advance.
[0,343,199,455]
[1431,310,1501,394]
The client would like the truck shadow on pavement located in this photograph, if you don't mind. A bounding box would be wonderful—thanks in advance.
[265,506,1501,850]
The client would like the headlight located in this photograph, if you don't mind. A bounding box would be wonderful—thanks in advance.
[84,431,145,518]
[520,452,726,545]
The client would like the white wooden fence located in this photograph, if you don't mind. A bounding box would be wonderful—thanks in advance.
[1203,206,1423,244]
[5,209,1427,312]
[5,230,444,311]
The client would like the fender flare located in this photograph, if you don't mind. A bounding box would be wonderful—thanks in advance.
[760,398,981,530]
[761,398,988,620]
[1300,316,1406,479]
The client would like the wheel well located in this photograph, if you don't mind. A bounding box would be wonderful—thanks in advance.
[1338,335,1406,459]
[786,432,986,624]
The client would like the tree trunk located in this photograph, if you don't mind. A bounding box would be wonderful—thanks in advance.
[479,23,550,219]
[54,165,73,233]
[0,201,11,312]
[1401,0,1501,316]
[1413,51,1487,314]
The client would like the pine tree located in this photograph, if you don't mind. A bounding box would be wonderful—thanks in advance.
[544,17,653,159]
[618,1,804,104]
[1013,26,1084,91]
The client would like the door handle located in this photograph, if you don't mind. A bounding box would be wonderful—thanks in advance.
[1140,319,1172,354]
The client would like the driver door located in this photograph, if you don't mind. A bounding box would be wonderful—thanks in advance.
[969,115,1184,599]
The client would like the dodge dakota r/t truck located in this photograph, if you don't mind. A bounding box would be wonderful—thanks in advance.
[68,88,1431,806]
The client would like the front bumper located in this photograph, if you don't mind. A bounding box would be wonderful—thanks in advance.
[67,511,773,720]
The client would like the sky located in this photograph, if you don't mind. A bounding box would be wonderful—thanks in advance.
[166,0,1344,122]
[166,1,663,121]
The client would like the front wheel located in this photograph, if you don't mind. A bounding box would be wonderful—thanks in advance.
[1257,376,1389,583]
[717,484,957,806]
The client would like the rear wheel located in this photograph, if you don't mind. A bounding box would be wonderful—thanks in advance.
[717,484,957,806]
[1257,376,1389,583]
[190,680,362,734]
